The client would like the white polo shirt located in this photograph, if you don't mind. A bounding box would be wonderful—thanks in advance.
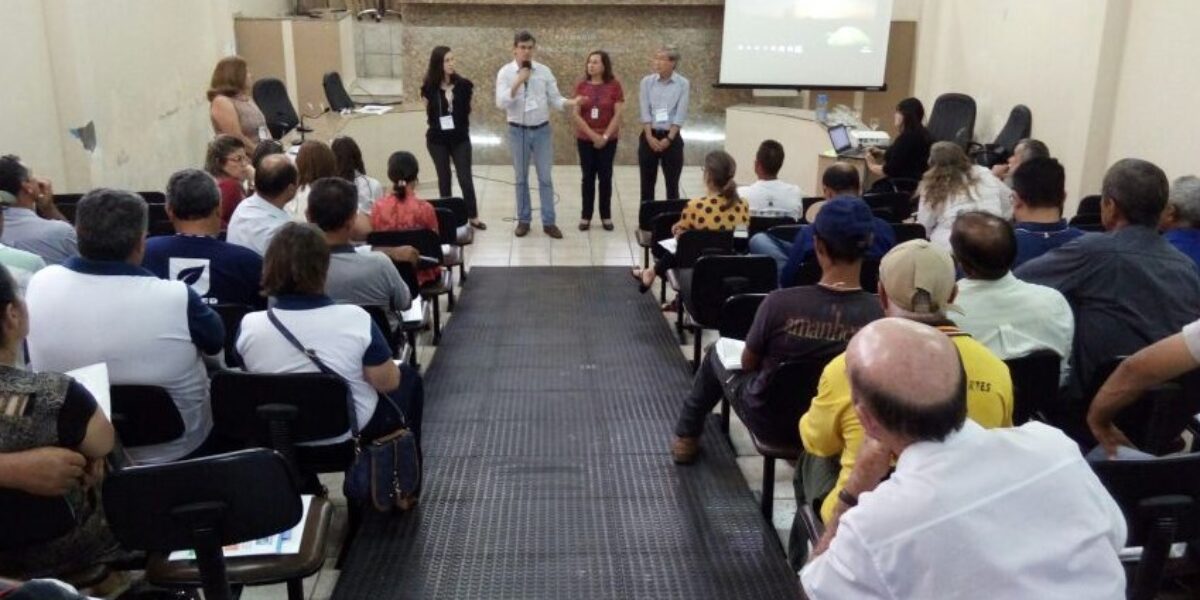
[226,193,291,256]
[26,258,222,464]
[738,179,804,219]
[236,294,393,445]
[952,272,1074,383]
[801,420,1127,599]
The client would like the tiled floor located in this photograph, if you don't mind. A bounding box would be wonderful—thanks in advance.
[239,165,799,599]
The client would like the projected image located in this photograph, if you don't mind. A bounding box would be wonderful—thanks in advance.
[719,0,894,87]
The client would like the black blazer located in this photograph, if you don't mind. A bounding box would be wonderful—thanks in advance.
[421,77,473,144]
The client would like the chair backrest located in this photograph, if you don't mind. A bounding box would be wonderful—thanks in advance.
[792,257,881,293]
[927,93,977,148]
[367,229,443,261]
[1076,195,1102,216]
[212,303,253,368]
[675,230,735,268]
[863,192,914,223]
[110,385,185,448]
[760,358,831,447]
[427,197,468,226]
[252,78,299,140]
[210,371,352,449]
[0,490,76,551]
[638,199,688,231]
[103,448,302,552]
[767,224,804,244]
[800,197,826,223]
[748,215,796,238]
[650,211,683,245]
[432,207,457,246]
[687,255,777,327]
[717,293,768,340]
[1088,359,1200,455]
[891,222,927,244]
[992,104,1032,154]
[1003,350,1060,425]
[147,203,174,237]
[322,72,355,112]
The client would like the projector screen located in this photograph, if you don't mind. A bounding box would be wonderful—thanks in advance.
[718,0,894,89]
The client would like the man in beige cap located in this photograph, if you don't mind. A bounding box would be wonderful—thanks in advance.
[790,239,1013,567]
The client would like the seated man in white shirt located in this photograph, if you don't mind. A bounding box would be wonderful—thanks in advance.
[226,154,298,256]
[737,139,802,219]
[800,318,1127,599]
[949,211,1073,382]
[26,189,224,464]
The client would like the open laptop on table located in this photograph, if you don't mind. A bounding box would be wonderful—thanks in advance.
[827,124,866,158]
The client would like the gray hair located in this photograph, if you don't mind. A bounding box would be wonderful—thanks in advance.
[1013,138,1050,162]
[1102,158,1169,228]
[659,46,680,65]
[76,188,147,261]
[165,169,220,221]
[1169,175,1200,226]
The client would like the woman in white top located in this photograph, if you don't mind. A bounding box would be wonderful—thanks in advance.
[235,223,424,452]
[286,140,338,223]
[917,141,1009,248]
[331,136,379,239]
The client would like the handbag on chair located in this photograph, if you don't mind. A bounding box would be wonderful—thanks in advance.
[267,309,420,512]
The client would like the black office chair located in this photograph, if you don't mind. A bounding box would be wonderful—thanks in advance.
[1077,194,1102,217]
[212,303,253,369]
[637,200,689,267]
[792,257,881,293]
[715,293,768,435]
[428,197,474,282]
[735,359,829,520]
[891,222,927,244]
[666,230,736,342]
[1004,350,1061,425]
[863,191,914,223]
[800,197,826,224]
[103,448,332,600]
[432,206,464,298]
[110,385,185,449]
[322,72,356,113]
[970,104,1032,167]
[680,255,776,372]
[927,93,977,149]
[368,229,452,344]
[1090,454,1200,600]
[252,78,300,141]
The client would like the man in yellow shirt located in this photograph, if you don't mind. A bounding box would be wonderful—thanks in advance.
[798,239,1013,528]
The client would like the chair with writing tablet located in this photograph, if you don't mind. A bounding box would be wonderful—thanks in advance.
[665,229,735,343]
[680,255,776,372]
[368,229,451,345]
[637,199,688,267]
[103,448,332,600]
[715,293,768,436]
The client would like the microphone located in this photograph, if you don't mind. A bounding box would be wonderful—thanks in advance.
[520,60,532,91]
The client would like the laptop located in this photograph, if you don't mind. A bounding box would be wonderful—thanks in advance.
[827,124,865,158]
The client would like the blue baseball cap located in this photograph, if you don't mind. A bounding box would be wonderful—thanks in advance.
[812,197,875,245]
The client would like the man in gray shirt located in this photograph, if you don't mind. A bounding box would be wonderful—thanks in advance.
[1017,158,1200,434]
[306,177,412,327]
[0,155,78,265]
[638,46,690,202]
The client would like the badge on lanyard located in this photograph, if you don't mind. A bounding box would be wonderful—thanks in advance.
[439,115,455,131]
[590,107,600,120]
[654,108,670,123]
[525,96,540,112]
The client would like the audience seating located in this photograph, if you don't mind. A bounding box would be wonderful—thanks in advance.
[650,211,684,304]
[969,104,1032,166]
[367,229,452,344]
[1003,350,1061,425]
[891,222,927,244]
[1091,454,1200,600]
[637,200,688,267]
[1082,360,1200,455]
[665,230,734,341]
[56,192,169,231]
[767,224,803,245]
[927,92,977,148]
[863,191,914,223]
[103,448,332,600]
[361,303,415,366]
[427,197,473,282]
[679,255,776,371]
[110,385,185,449]
[799,197,826,223]
[747,216,796,239]
[792,257,881,293]
[321,72,356,113]
[1077,194,1102,217]
[212,303,253,369]
[431,207,460,310]
[252,78,300,140]
[735,359,828,520]
[715,293,768,435]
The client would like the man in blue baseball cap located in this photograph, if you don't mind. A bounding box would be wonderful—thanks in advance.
[671,196,886,465]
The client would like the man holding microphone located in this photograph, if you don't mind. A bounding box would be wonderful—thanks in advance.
[496,30,580,239]
[638,46,690,203]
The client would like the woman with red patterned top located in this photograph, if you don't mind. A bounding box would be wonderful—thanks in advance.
[571,50,625,231]
[370,151,442,286]
[206,134,250,226]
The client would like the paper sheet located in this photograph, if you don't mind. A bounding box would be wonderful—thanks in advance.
[714,337,746,371]
[658,238,678,254]
[65,363,110,418]
[401,296,425,324]
[168,495,312,560]
[354,105,393,115]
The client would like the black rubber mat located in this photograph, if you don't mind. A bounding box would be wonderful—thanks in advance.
[332,267,798,599]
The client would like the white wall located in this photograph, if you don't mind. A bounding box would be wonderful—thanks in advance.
[1108,0,1200,182]
[2,1,236,193]
[231,0,294,18]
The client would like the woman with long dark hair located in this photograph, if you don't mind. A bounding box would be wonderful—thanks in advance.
[421,46,484,229]
[866,97,933,189]
[331,136,384,215]
[370,151,442,286]
[571,50,625,231]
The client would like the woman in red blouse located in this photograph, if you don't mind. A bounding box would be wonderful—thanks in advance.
[370,151,442,286]
[571,50,625,231]
[205,134,250,226]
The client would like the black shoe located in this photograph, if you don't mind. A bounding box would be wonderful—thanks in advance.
[602,220,614,231]
[470,219,488,230]
[631,268,651,294]
[543,225,563,239]
[579,220,591,231]
[514,222,530,237]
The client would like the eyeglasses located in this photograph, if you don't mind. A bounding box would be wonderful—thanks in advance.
[226,154,249,164]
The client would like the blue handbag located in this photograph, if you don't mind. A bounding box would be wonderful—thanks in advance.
[268,309,420,512]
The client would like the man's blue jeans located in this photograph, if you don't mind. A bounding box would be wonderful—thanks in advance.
[748,232,793,282]
[508,123,556,226]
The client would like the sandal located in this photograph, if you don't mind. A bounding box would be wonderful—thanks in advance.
[630,268,651,294]
[470,219,487,230]
[661,298,679,312]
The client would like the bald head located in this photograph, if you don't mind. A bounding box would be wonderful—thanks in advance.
[949,211,1016,280]
[822,162,861,198]
[254,154,298,203]
[846,318,967,443]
